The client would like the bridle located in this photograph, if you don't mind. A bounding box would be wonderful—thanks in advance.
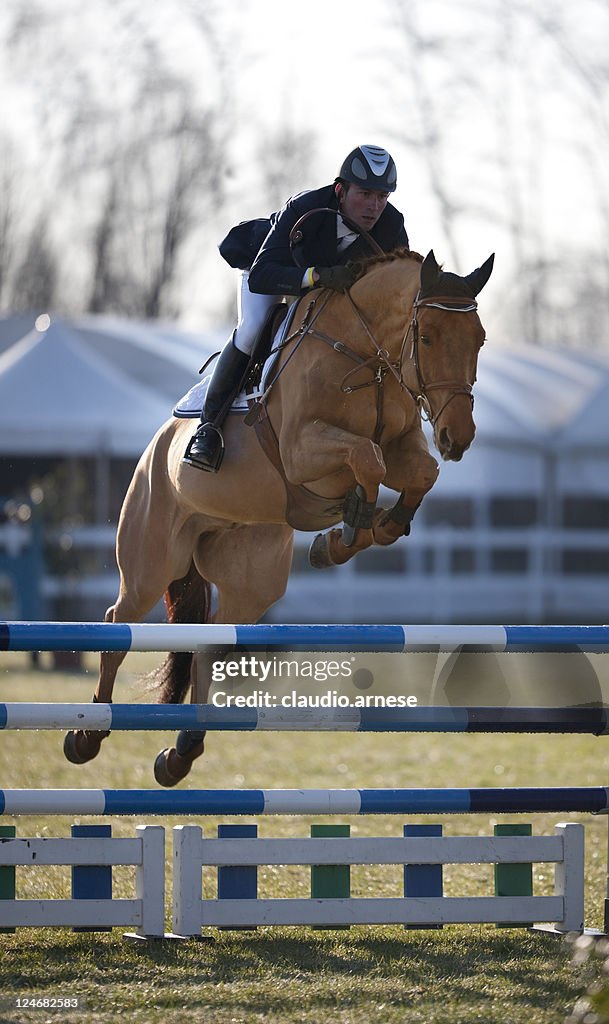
[402,293,479,425]
[251,284,480,436]
[285,206,479,425]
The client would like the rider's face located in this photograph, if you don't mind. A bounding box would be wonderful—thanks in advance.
[339,184,390,231]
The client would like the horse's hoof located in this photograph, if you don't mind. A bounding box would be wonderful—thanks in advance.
[308,533,335,569]
[63,729,106,764]
[154,747,192,788]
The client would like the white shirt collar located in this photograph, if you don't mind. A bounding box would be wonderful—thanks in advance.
[337,216,358,251]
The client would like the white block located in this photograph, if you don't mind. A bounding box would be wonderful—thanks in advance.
[135,825,165,938]
[173,825,203,937]
[553,823,585,933]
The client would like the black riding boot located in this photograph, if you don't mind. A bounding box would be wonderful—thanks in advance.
[183,337,251,472]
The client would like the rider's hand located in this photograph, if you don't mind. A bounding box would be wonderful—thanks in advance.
[315,264,357,292]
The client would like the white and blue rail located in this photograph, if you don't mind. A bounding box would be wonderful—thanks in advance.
[1,786,609,816]
[2,621,609,652]
[1,703,608,733]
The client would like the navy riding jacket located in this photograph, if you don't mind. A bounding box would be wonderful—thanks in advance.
[247,184,409,296]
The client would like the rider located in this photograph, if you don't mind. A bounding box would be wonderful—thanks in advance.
[184,144,409,472]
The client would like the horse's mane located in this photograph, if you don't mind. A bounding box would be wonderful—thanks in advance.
[352,247,424,280]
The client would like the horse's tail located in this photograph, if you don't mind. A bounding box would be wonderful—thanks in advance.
[156,560,212,705]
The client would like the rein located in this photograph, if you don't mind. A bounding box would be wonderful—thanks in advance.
[288,207,384,261]
[247,283,479,436]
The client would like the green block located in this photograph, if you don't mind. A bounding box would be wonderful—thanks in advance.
[311,824,350,929]
[0,825,17,934]
[494,823,533,928]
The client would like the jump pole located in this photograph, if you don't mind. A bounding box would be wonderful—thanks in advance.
[3,621,609,651]
[2,704,609,733]
[1,787,608,816]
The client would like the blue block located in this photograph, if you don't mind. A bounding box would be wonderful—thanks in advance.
[404,824,443,930]
[71,824,112,933]
[218,824,257,930]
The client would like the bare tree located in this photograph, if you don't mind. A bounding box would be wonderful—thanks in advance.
[0,0,235,320]
[81,73,226,318]
[383,0,473,269]
[12,216,58,312]
[87,176,121,314]
[255,124,319,212]
[382,0,609,348]
[0,138,20,308]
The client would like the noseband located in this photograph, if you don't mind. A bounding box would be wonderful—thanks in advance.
[403,293,478,426]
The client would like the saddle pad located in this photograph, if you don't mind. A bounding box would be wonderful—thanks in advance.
[173,303,298,419]
[173,362,247,418]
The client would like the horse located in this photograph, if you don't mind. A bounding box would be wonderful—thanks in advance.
[63,247,494,785]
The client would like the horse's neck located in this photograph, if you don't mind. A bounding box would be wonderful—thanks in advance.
[349,259,419,342]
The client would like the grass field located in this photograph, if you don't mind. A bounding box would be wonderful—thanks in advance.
[0,651,607,1023]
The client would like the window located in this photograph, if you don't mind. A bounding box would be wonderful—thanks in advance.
[354,549,407,574]
[562,550,609,575]
[423,498,474,528]
[562,497,609,529]
[450,548,475,573]
[491,549,529,573]
[489,496,539,527]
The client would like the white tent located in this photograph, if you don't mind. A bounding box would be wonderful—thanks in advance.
[1,313,608,492]
[0,318,198,456]
[429,345,609,498]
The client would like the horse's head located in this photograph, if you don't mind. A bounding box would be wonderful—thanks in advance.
[406,249,494,461]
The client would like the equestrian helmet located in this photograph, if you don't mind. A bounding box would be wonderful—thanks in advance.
[338,145,397,192]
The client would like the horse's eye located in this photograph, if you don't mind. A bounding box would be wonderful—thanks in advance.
[420,334,431,346]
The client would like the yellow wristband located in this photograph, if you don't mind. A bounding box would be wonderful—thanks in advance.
[306,267,315,288]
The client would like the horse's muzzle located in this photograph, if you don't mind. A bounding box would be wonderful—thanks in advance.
[437,426,472,462]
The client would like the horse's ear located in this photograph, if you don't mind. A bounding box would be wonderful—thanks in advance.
[463,253,495,296]
[420,250,441,295]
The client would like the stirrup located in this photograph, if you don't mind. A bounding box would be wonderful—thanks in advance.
[183,424,225,473]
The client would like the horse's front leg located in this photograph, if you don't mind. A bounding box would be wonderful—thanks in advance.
[372,430,439,547]
[281,421,386,567]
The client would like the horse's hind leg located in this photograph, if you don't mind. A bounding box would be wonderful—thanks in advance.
[153,653,208,786]
[64,459,195,765]
[153,523,294,786]
[63,603,130,764]
[63,592,162,764]
[63,587,169,764]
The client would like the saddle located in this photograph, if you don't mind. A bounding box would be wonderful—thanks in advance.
[173,304,290,420]
[173,303,347,533]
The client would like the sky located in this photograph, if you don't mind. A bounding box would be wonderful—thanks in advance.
[189,0,609,341]
[1,0,608,344]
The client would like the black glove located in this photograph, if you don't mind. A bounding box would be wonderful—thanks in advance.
[315,264,357,292]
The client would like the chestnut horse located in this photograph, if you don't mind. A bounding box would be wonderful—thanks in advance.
[64,248,494,784]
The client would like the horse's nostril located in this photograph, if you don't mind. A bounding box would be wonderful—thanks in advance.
[439,427,450,450]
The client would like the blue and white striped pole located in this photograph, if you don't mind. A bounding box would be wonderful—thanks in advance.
[1,787,608,816]
[1,704,608,734]
[2,622,609,652]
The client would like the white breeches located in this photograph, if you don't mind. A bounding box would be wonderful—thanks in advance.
[233,271,281,356]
